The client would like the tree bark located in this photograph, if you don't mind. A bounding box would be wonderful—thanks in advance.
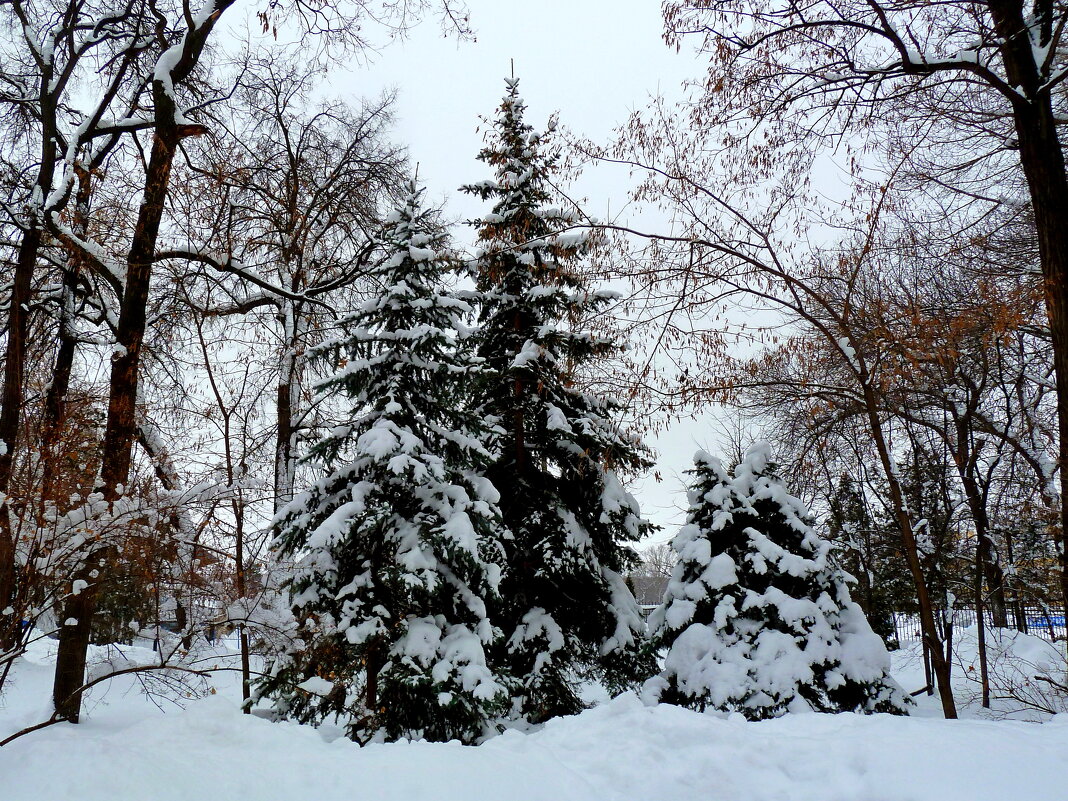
[52,126,182,723]
[0,227,40,491]
[987,0,1068,614]
[0,227,44,653]
[864,389,958,717]
[1015,119,1068,615]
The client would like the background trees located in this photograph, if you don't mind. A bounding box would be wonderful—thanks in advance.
[557,0,1068,720]
[660,0,1068,615]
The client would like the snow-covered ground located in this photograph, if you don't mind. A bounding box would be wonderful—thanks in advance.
[2,635,1066,801]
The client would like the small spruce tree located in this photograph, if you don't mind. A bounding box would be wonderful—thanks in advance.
[645,444,911,720]
[255,184,509,744]
[463,77,653,723]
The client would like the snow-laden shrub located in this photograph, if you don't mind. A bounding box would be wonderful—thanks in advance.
[645,444,911,719]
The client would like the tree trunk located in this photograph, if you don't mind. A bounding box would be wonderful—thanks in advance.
[0,227,39,490]
[275,380,293,512]
[989,0,1068,615]
[52,128,181,723]
[865,394,957,717]
[234,490,250,712]
[174,600,188,649]
[1004,530,1029,632]
[366,643,382,716]
[274,304,298,515]
[0,225,43,653]
[974,544,991,708]
[1017,138,1068,616]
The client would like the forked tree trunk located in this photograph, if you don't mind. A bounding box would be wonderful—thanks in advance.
[51,0,233,721]
[53,126,184,723]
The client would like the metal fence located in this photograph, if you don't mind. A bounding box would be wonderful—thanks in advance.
[893,606,1066,643]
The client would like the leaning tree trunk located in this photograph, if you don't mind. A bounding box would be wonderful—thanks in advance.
[863,387,957,717]
[50,0,232,723]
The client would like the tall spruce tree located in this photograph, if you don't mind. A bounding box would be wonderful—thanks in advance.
[255,184,509,744]
[646,444,911,720]
[463,77,653,723]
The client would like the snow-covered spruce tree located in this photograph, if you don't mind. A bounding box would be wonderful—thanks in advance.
[255,183,509,744]
[645,444,911,720]
[463,77,653,723]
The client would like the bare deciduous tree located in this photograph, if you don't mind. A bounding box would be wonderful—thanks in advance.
[661,0,1068,617]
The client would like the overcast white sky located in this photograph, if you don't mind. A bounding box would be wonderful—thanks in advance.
[349,1,694,226]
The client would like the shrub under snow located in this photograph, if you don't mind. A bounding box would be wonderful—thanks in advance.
[645,444,912,719]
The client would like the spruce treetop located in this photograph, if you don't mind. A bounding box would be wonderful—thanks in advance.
[462,77,606,302]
